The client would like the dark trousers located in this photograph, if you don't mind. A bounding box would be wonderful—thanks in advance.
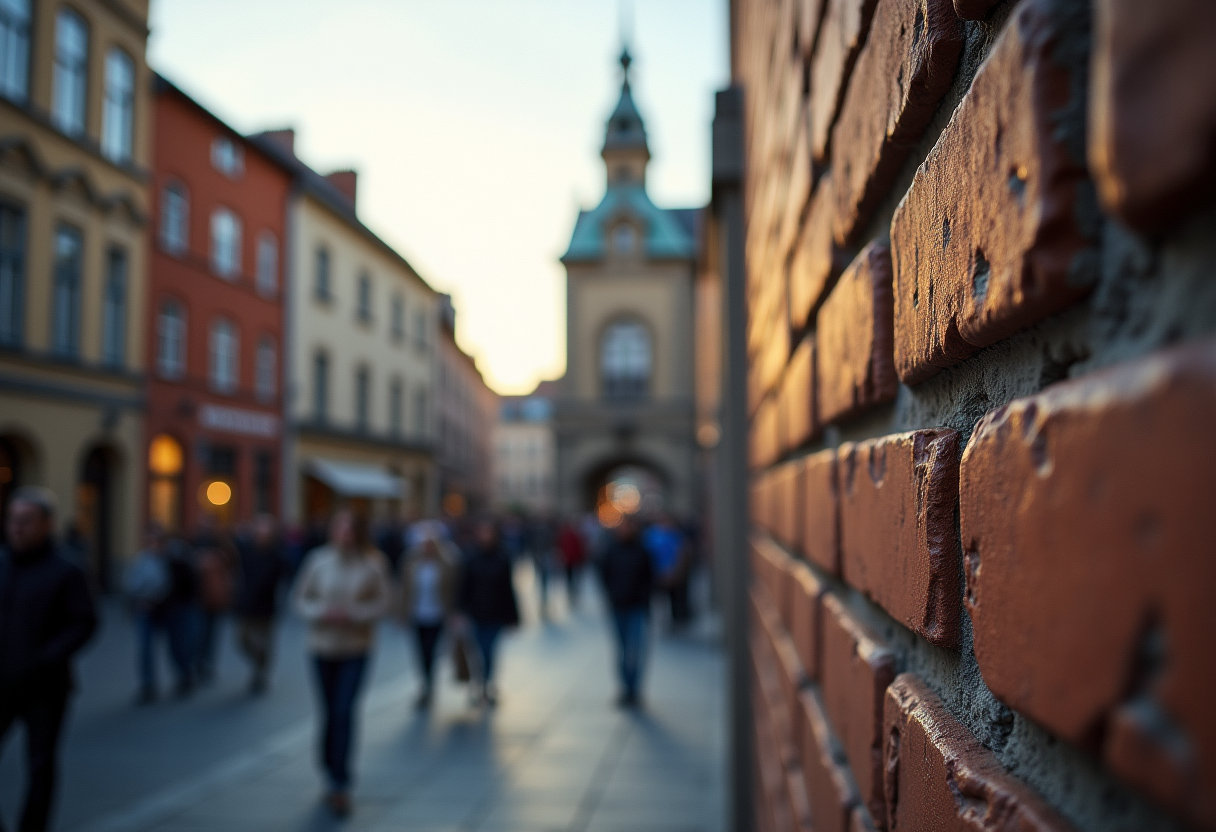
[412,622,443,689]
[668,579,691,625]
[136,606,192,693]
[195,610,222,679]
[564,564,583,607]
[472,623,503,684]
[611,607,648,697]
[312,655,368,791]
[0,688,69,832]
[237,617,275,685]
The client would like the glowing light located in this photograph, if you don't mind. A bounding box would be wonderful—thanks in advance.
[205,481,232,506]
[611,483,641,514]
[597,502,623,528]
[148,435,184,476]
[443,492,466,517]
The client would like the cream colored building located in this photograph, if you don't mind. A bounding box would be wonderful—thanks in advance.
[252,131,437,525]
[0,0,150,586]
[556,49,701,519]
[494,383,557,515]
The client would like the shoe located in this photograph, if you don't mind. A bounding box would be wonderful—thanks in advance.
[324,790,352,817]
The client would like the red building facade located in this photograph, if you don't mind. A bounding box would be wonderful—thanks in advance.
[144,76,292,532]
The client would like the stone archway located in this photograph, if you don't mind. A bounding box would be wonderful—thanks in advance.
[581,455,672,521]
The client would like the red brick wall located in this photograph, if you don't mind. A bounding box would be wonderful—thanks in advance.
[737,0,1216,830]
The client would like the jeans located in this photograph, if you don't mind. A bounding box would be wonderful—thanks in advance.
[312,655,368,791]
[195,610,222,679]
[0,687,69,832]
[472,623,502,684]
[136,606,192,694]
[611,607,649,698]
[412,622,443,689]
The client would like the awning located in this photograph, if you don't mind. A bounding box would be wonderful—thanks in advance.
[306,458,405,498]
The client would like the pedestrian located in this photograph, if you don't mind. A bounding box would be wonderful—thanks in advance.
[124,525,194,702]
[457,520,519,706]
[191,517,234,685]
[556,519,587,609]
[292,510,392,817]
[528,517,555,618]
[234,515,286,696]
[599,516,653,708]
[642,514,692,629]
[400,530,458,708]
[0,487,98,832]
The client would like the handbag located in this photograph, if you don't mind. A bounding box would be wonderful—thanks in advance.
[452,633,471,683]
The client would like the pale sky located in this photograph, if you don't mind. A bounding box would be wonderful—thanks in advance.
[147,0,729,394]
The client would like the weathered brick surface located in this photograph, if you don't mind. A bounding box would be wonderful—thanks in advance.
[810,0,881,163]
[789,175,839,331]
[753,537,796,624]
[779,337,817,453]
[756,690,796,832]
[800,0,830,60]
[788,560,825,680]
[850,807,878,832]
[838,429,961,646]
[883,674,1078,831]
[960,339,1216,828]
[821,594,897,828]
[754,615,800,771]
[779,461,804,551]
[798,448,840,574]
[751,397,780,470]
[1088,0,1216,233]
[816,242,897,425]
[831,0,964,247]
[755,586,811,736]
[787,769,814,832]
[890,0,1097,385]
[799,686,861,832]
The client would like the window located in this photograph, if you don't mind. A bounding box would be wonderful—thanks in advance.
[389,378,404,436]
[101,247,127,367]
[612,223,637,255]
[601,320,651,398]
[210,136,243,178]
[354,366,370,432]
[210,208,241,278]
[390,294,404,341]
[356,272,372,322]
[209,318,238,393]
[101,48,134,163]
[255,231,277,296]
[51,225,82,357]
[313,351,329,423]
[315,246,330,300]
[255,335,276,402]
[51,9,87,136]
[0,204,25,346]
[0,0,31,102]
[413,308,427,351]
[156,300,186,379]
[160,182,188,254]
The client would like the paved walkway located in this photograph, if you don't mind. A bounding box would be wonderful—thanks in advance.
[1,568,725,832]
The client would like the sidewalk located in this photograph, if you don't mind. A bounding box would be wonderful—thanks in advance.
[59,571,726,832]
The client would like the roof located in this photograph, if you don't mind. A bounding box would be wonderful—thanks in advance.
[603,51,648,155]
[562,184,699,263]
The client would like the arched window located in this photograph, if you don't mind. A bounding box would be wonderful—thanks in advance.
[157,300,186,379]
[210,207,241,278]
[255,230,277,296]
[209,318,238,393]
[601,320,651,398]
[101,47,134,163]
[160,182,189,254]
[51,8,87,135]
[255,335,276,402]
[0,0,32,103]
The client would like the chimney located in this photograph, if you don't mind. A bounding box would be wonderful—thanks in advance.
[325,170,358,208]
[259,128,295,157]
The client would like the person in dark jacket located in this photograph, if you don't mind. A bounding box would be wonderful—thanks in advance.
[598,516,653,708]
[0,487,97,832]
[234,515,286,695]
[457,520,519,706]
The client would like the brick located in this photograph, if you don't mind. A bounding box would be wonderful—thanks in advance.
[752,537,796,623]
[798,686,861,832]
[800,0,830,60]
[751,397,780,470]
[838,429,961,646]
[779,337,817,452]
[960,339,1216,829]
[1088,0,1216,233]
[831,0,964,247]
[774,460,803,550]
[850,808,879,832]
[787,768,815,832]
[755,692,796,832]
[952,0,1000,19]
[754,586,811,735]
[889,0,1097,385]
[789,174,840,331]
[821,595,897,827]
[753,622,800,771]
[798,448,840,574]
[816,242,898,425]
[810,0,882,163]
[883,674,1078,831]
[788,560,826,680]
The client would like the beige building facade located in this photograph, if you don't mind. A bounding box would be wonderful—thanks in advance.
[494,384,556,515]
[555,49,700,519]
[0,0,150,585]
[253,132,437,525]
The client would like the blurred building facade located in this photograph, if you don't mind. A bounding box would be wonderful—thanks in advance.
[0,0,151,587]
[144,77,292,535]
[434,293,497,517]
[253,130,438,526]
[555,48,701,520]
[493,380,557,515]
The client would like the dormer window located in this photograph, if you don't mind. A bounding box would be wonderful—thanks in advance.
[211,136,244,178]
[612,224,637,255]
